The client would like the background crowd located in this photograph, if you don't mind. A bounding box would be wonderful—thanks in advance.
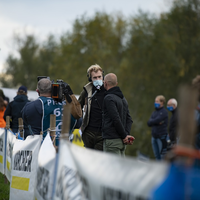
[0,0,200,158]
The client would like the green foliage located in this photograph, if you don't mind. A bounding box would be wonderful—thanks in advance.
[0,173,9,200]
[53,12,127,93]
[1,35,58,89]
[1,0,200,158]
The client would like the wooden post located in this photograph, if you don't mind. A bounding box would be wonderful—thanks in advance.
[5,116,10,130]
[50,114,56,146]
[61,103,71,140]
[18,118,24,138]
[177,85,198,148]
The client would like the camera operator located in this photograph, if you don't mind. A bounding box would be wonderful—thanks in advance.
[22,78,82,143]
[78,64,105,151]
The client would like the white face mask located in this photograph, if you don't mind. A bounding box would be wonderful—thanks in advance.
[93,80,103,89]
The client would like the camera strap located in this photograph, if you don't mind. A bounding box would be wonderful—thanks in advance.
[89,90,98,100]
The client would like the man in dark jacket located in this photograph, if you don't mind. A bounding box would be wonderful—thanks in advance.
[167,98,178,144]
[22,78,81,142]
[78,64,105,151]
[4,86,29,137]
[102,73,134,156]
[147,95,168,160]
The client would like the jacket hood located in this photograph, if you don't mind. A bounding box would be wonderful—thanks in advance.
[105,86,124,99]
[14,94,28,102]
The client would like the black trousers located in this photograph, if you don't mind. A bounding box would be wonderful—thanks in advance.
[82,129,103,151]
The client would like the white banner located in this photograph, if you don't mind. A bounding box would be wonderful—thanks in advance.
[3,132,169,200]
[5,130,17,182]
[0,128,5,174]
[9,135,42,200]
[35,132,56,200]
[69,143,169,200]
[53,139,84,200]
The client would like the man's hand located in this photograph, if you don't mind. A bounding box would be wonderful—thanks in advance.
[123,135,135,145]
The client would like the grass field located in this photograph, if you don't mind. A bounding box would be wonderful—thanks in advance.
[0,173,9,200]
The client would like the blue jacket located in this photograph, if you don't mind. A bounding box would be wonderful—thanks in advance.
[22,97,76,140]
[22,99,43,138]
[147,106,168,138]
[151,164,200,200]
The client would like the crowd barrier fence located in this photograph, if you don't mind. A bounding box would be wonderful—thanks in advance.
[0,128,169,200]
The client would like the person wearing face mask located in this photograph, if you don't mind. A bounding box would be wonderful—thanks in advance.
[147,95,168,160]
[78,64,105,151]
[167,98,178,145]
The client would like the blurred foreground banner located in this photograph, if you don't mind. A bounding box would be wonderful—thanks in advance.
[5,130,17,182]
[0,130,170,200]
[58,140,169,200]
[54,139,83,200]
[9,135,42,200]
[0,128,5,174]
[35,132,56,200]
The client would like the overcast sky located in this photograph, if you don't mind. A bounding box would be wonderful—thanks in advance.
[0,0,172,72]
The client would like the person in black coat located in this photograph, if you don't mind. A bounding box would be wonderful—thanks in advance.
[102,73,134,156]
[147,95,168,160]
[4,86,29,137]
[167,98,178,144]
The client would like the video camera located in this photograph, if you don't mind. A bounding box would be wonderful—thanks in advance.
[37,76,72,103]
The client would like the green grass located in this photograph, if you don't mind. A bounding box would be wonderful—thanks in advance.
[0,173,9,200]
